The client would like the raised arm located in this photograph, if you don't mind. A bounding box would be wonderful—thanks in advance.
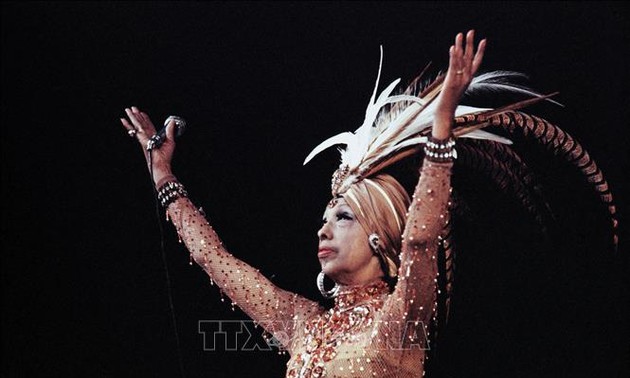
[377,30,485,347]
[120,109,322,351]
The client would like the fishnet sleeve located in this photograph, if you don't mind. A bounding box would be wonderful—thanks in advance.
[375,159,452,352]
[166,198,323,352]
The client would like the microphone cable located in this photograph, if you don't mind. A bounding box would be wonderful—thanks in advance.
[149,143,186,378]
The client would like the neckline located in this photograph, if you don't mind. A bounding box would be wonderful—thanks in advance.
[334,279,389,310]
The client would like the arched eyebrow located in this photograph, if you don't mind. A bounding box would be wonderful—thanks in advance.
[321,197,353,222]
[322,204,354,221]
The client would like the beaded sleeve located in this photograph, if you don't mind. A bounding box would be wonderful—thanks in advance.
[166,199,323,350]
[374,159,452,354]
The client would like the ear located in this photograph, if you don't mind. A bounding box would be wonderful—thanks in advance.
[368,233,381,253]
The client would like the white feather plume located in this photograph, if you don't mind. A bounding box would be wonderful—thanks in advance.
[304,49,549,194]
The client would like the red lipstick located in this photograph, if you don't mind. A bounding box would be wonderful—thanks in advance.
[318,248,335,258]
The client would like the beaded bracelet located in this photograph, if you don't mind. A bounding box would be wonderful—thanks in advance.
[157,181,188,208]
[424,135,457,162]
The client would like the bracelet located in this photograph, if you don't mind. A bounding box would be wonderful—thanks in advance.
[157,181,188,208]
[424,135,457,162]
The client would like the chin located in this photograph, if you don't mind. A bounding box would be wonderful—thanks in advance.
[319,260,340,278]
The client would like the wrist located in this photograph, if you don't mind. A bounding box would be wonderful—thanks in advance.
[431,130,451,140]
[432,114,454,140]
[424,134,457,162]
[153,172,176,189]
[156,181,188,208]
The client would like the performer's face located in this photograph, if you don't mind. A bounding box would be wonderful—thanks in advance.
[317,198,382,286]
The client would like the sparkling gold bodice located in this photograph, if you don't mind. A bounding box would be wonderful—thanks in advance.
[166,160,452,377]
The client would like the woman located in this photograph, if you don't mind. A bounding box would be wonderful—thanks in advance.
[120,29,616,377]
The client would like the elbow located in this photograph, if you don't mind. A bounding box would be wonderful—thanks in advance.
[403,233,430,253]
[403,226,441,252]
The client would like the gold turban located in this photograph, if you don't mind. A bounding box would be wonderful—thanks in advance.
[340,173,410,278]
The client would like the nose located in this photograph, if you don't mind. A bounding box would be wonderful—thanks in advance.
[317,220,332,241]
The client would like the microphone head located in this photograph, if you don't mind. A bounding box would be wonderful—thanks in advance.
[164,115,187,137]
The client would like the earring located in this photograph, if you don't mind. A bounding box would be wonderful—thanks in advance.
[317,271,339,299]
[369,233,381,255]
[369,233,398,279]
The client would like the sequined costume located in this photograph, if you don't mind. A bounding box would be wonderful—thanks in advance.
[166,159,452,377]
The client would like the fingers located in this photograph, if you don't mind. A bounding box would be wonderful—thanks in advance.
[131,106,150,126]
[120,106,159,145]
[471,39,486,75]
[165,119,177,141]
[124,107,141,130]
[464,30,475,62]
[455,32,464,58]
[448,30,486,79]
[119,116,139,139]
[451,32,464,72]
[447,32,466,77]
[124,107,156,134]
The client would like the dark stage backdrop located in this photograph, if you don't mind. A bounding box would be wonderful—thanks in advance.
[2,2,628,377]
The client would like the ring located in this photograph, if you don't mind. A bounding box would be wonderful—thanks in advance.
[128,129,137,138]
[456,70,464,75]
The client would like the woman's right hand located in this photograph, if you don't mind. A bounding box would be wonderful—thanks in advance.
[120,106,177,187]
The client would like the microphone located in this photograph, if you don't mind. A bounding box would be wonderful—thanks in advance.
[146,115,187,151]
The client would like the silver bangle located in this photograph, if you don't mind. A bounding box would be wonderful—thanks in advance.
[157,181,188,208]
[424,135,457,162]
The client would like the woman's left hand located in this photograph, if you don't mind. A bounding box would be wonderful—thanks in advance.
[433,30,486,139]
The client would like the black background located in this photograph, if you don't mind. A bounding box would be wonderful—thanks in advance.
[2,2,628,377]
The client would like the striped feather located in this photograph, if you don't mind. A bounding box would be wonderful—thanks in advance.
[487,111,618,249]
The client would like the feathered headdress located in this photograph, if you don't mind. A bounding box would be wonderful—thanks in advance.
[304,47,619,315]
[303,47,617,251]
[304,47,619,329]
[306,47,544,196]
